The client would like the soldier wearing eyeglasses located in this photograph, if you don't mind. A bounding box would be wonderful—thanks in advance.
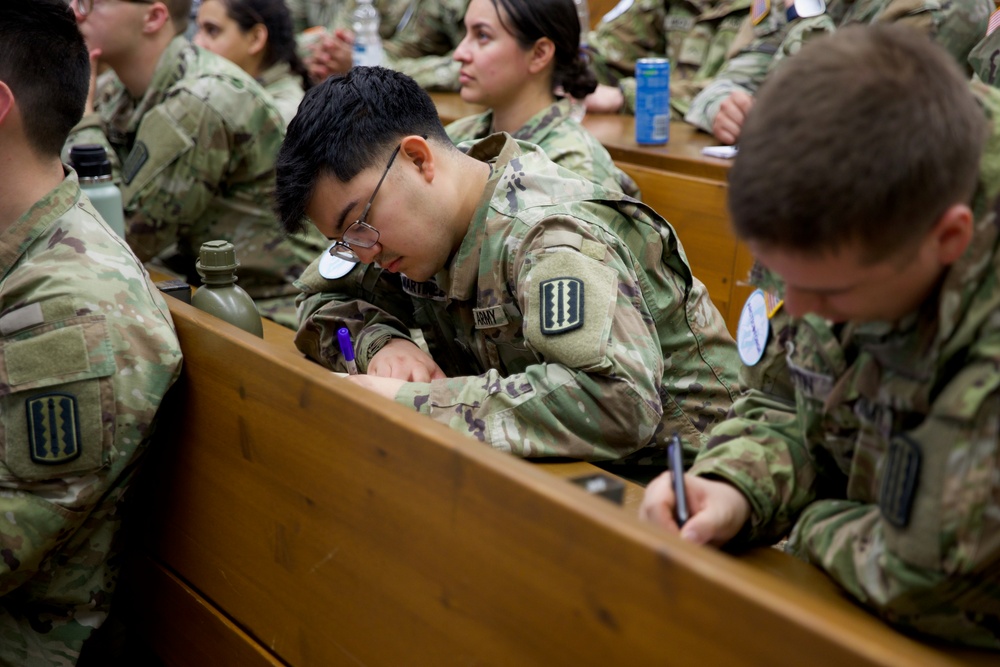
[65,0,327,327]
[276,66,741,468]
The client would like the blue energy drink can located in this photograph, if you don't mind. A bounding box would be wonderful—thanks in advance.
[635,58,670,145]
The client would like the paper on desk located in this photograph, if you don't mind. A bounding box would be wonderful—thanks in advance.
[701,145,739,159]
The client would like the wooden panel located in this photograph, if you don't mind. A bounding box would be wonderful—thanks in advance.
[123,556,284,667]
[133,298,997,667]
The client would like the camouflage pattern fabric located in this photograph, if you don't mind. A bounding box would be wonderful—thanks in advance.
[970,16,1000,86]
[588,0,752,117]
[64,37,327,327]
[686,0,992,132]
[687,83,1000,647]
[294,134,740,463]
[382,0,469,91]
[0,171,182,664]
[288,0,410,38]
[444,98,642,199]
[257,61,306,128]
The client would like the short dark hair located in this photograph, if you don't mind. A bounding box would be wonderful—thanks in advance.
[0,0,89,157]
[275,66,452,235]
[217,0,312,91]
[492,0,597,99]
[165,0,193,34]
[728,24,986,261]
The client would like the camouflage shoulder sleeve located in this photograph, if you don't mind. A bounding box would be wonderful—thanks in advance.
[384,52,461,91]
[395,215,665,461]
[589,0,670,82]
[787,357,1000,648]
[969,27,1000,87]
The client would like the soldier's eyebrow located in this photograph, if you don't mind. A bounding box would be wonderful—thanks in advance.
[333,198,362,236]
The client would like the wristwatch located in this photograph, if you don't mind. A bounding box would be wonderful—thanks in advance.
[786,0,826,21]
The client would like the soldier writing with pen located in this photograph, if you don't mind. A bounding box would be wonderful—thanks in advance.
[276,66,741,465]
[641,24,1000,649]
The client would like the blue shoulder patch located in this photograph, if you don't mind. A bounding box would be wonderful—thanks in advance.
[879,435,921,528]
[26,393,82,465]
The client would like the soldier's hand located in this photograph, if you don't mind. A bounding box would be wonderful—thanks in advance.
[584,84,625,114]
[639,472,750,547]
[367,338,446,382]
[712,90,754,145]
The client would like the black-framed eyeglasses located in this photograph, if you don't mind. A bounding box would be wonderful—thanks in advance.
[75,0,155,18]
[328,144,402,262]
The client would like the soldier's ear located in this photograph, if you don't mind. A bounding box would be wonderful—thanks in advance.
[0,82,13,127]
[527,37,555,75]
[400,135,435,183]
[142,1,171,35]
[247,23,268,57]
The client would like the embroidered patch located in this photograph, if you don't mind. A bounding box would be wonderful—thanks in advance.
[474,305,509,329]
[752,0,771,24]
[879,436,921,528]
[540,278,584,335]
[121,141,149,186]
[26,393,82,465]
[318,250,357,280]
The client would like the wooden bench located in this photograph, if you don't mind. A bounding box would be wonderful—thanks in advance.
[115,299,996,666]
[430,93,753,335]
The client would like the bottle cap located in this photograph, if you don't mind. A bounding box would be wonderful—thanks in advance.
[196,240,240,274]
[68,144,113,178]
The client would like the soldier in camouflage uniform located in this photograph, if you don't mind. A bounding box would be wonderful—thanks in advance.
[446,0,640,199]
[295,0,469,90]
[0,2,183,663]
[276,67,740,463]
[642,25,1000,648]
[583,0,751,118]
[685,0,992,143]
[67,0,327,328]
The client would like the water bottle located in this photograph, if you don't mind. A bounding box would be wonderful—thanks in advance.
[352,0,384,68]
[569,0,591,122]
[68,144,126,239]
[191,240,264,337]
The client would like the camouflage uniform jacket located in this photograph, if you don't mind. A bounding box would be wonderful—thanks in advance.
[64,37,327,305]
[685,0,992,132]
[588,0,752,117]
[294,134,740,462]
[0,171,182,664]
[258,62,306,128]
[688,86,1000,648]
[383,0,469,91]
[970,18,1000,86]
[444,98,642,199]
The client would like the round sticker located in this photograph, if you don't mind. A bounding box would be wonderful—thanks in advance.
[737,289,770,366]
[318,248,357,280]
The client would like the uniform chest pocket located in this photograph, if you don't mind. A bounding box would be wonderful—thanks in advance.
[0,318,116,481]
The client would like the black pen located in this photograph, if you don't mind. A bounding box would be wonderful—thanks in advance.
[668,433,689,527]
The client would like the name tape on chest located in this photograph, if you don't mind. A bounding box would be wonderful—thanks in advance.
[401,276,448,301]
[474,305,509,329]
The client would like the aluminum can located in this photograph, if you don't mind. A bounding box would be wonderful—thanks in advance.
[635,58,670,145]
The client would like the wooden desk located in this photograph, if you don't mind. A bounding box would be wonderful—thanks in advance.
[121,298,998,667]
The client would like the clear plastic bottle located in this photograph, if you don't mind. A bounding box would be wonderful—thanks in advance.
[191,240,264,337]
[68,144,126,239]
[569,0,591,122]
[352,0,384,68]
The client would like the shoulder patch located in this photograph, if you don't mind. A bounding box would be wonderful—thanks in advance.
[318,250,358,280]
[27,393,82,465]
[121,141,149,186]
[879,436,921,528]
[752,0,771,24]
[989,8,1000,37]
[540,278,584,335]
[737,289,770,366]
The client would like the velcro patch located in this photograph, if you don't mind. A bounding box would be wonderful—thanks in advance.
[122,141,149,186]
[752,0,770,24]
[540,278,584,335]
[474,305,509,329]
[26,393,82,465]
[879,436,921,528]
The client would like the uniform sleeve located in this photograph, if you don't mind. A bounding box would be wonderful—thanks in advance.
[394,218,666,461]
[786,362,1000,648]
[384,52,461,91]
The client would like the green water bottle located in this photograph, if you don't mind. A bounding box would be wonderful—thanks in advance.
[69,144,126,238]
[191,240,264,337]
